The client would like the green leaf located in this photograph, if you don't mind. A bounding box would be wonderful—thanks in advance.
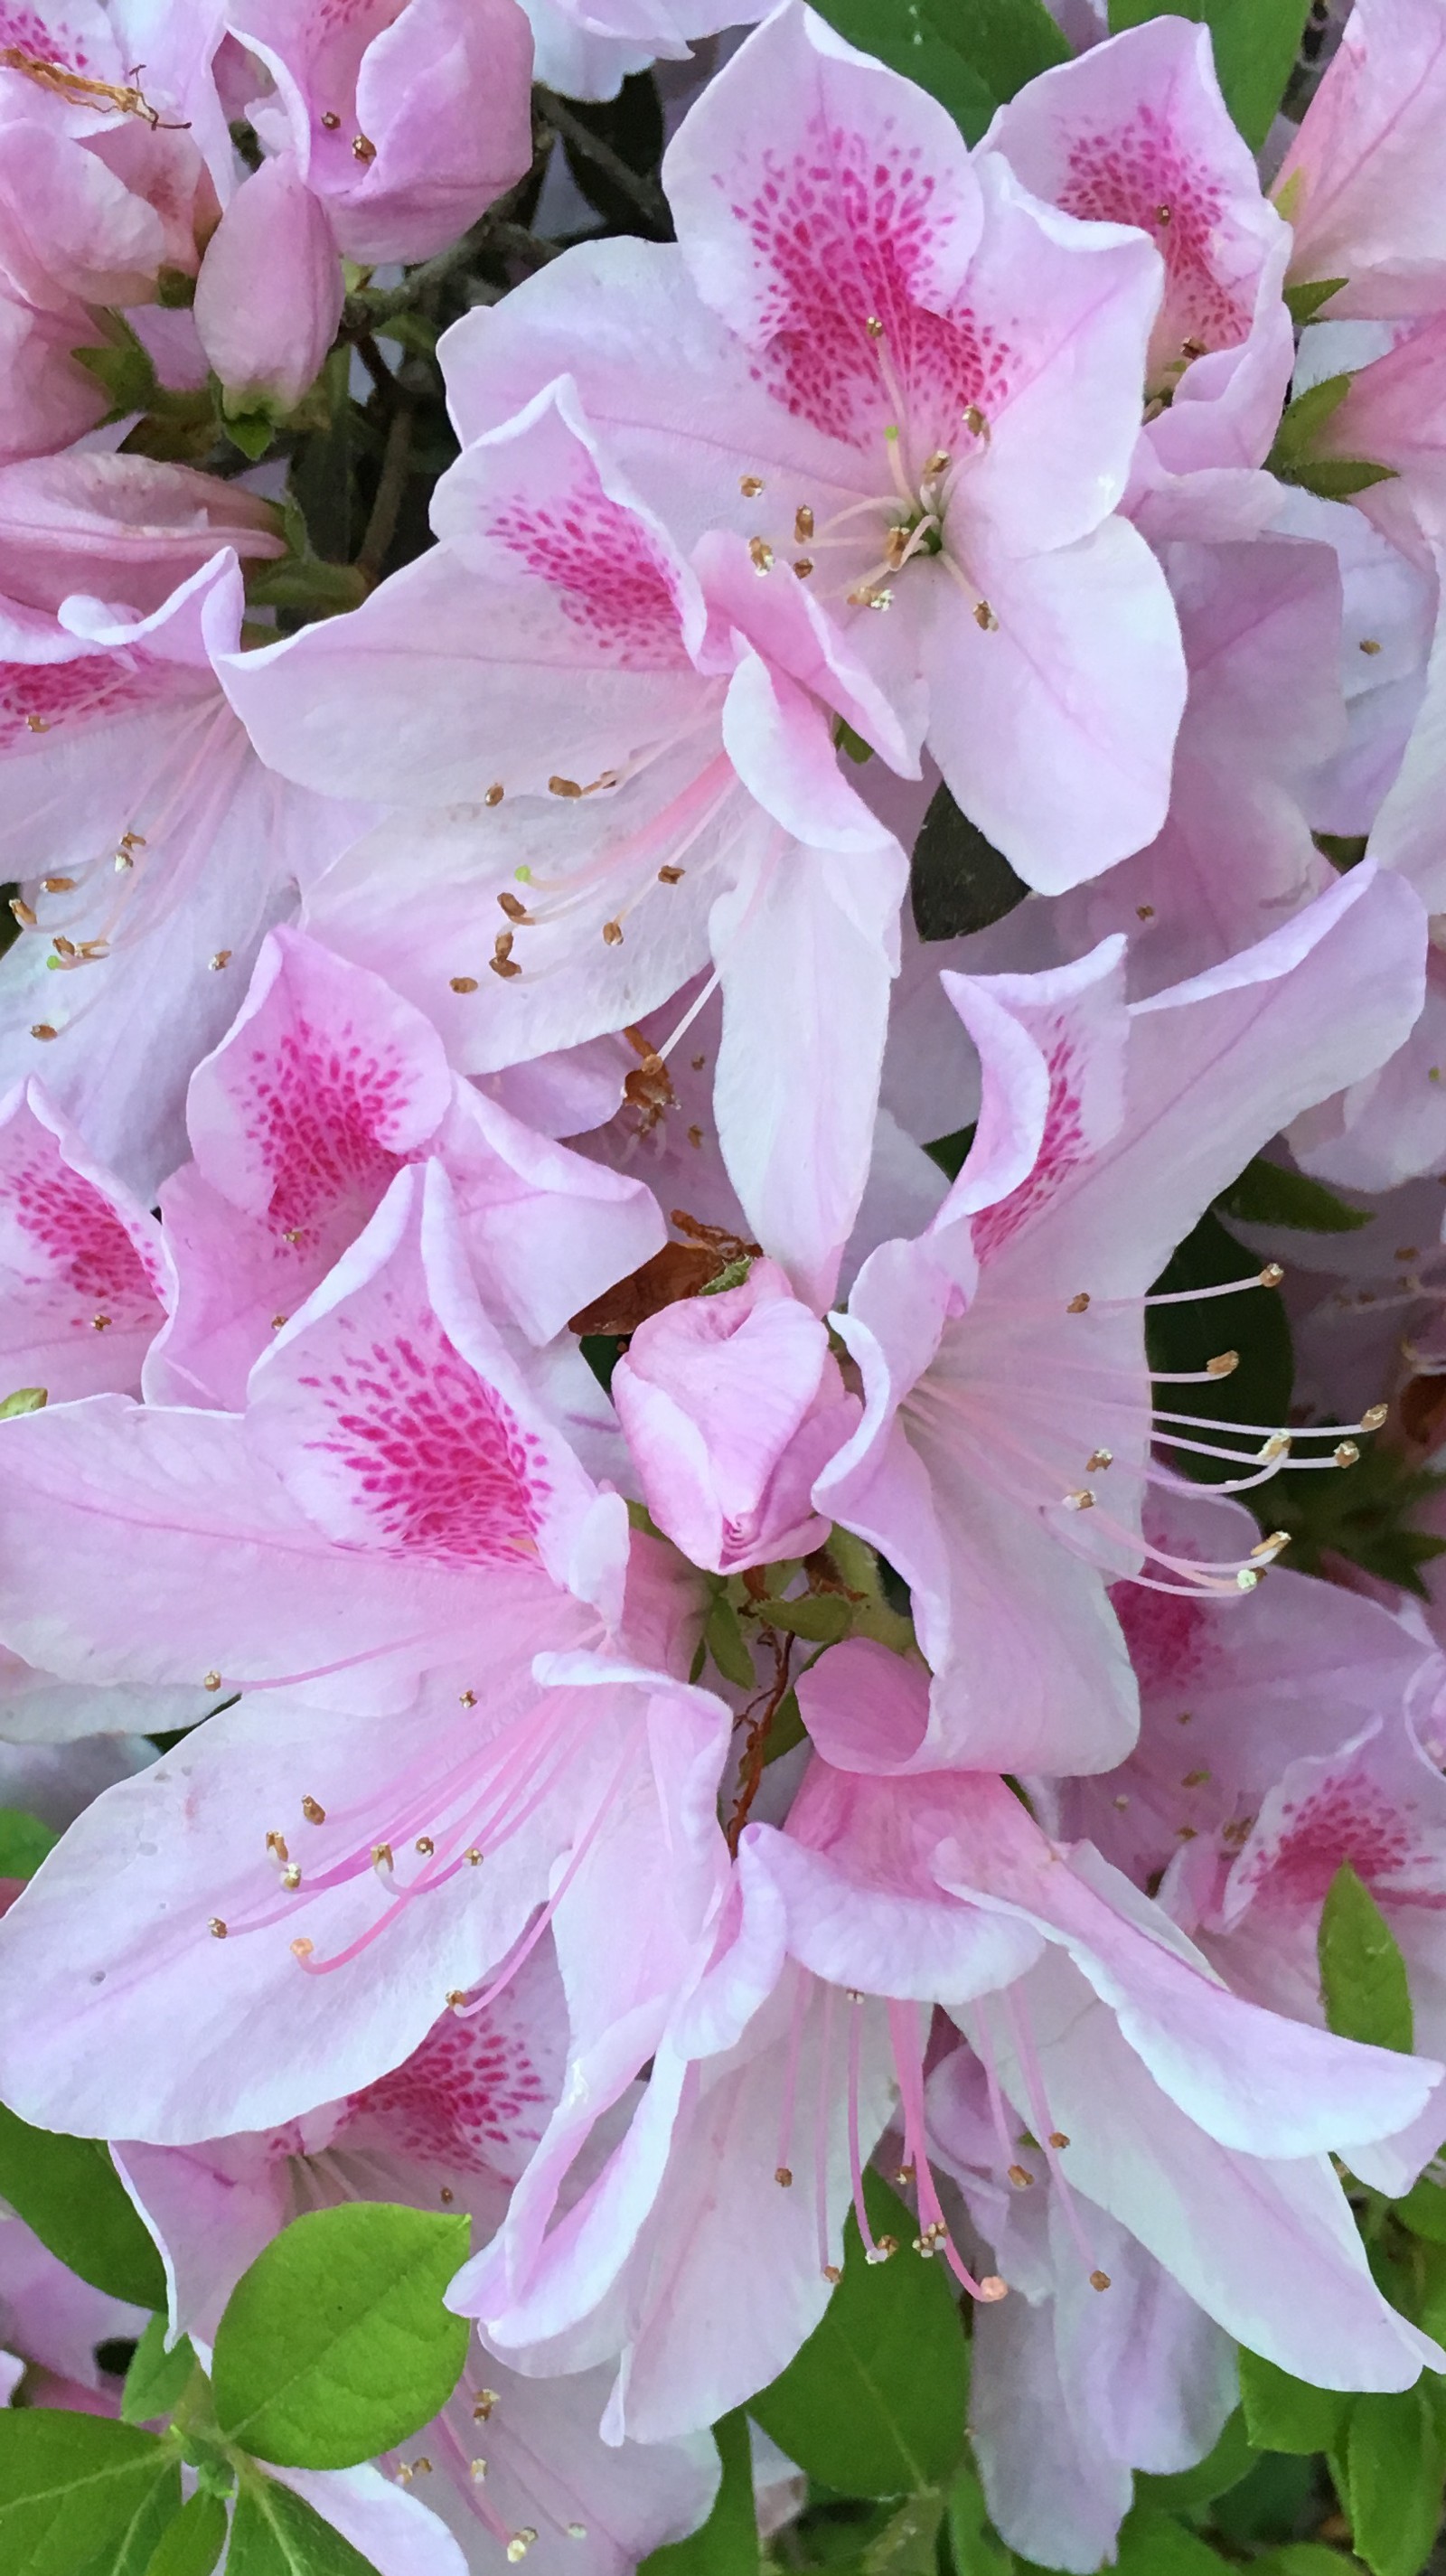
[1272,1443,1446,1597]
[122,2318,197,2427]
[73,320,161,420]
[920,0,1068,99]
[1216,1157,1370,1234]
[0,1387,46,1418]
[1108,0,1310,146]
[0,2411,176,2576]
[1319,1862,1413,2054]
[1238,2347,1354,2456]
[1135,2408,1254,2507]
[750,2173,968,2497]
[1347,2383,1446,2576]
[0,2105,165,2307]
[1292,458,1398,502]
[1284,278,1347,325]
[211,2203,470,2470]
[1113,2506,1225,2573]
[753,1594,852,1645]
[1269,372,1354,468]
[141,2492,228,2576]
[909,785,1028,942]
[761,1687,810,1769]
[227,2477,382,2576]
[812,0,999,140]
[75,2458,183,2576]
[923,1124,976,1184]
[1146,1209,1294,1488]
[858,2492,944,2575]
[0,1809,58,1877]
[642,2412,757,2576]
[1395,2176,1446,2245]
[1251,2551,1355,2574]
[944,2462,1014,2574]
[703,1593,756,1691]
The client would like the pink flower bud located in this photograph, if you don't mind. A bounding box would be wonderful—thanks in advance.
[193,155,342,418]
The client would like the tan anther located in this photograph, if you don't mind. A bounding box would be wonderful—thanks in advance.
[1136,903,1156,920]
[41,877,75,893]
[1360,636,1383,654]
[449,975,478,994]
[1090,2269,1112,2291]
[1008,2162,1034,2187]
[493,930,513,964]
[446,1988,468,2007]
[267,1830,290,1862]
[322,108,341,127]
[474,2392,500,2421]
[209,950,232,972]
[866,2235,898,2264]
[793,556,814,578]
[491,955,521,980]
[1064,1489,1095,1510]
[282,1863,301,1890]
[979,2277,1009,2302]
[469,2457,487,2480]
[1251,1531,1291,1560]
[963,406,988,438]
[1113,1794,1130,1810]
[282,1227,303,1245]
[9,898,36,929]
[793,506,815,542]
[568,2526,588,2540]
[1181,1768,1211,1788]
[739,475,765,497]
[440,2186,454,2203]
[691,1052,706,1070]
[1155,202,1172,222]
[1047,2131,1069,2149]
[302,1795,326,1824]
[1206,1349,1239,1377]
[203,1670,221,1691]
[748,536,775,574]
[394,2465,414,2487]
[91,1313,111,1332]
[865,315,884,338]
[822,2261,842,2282]
[484,782,504,806]
[466,1847,483,1865]
[973,600,999,632]
[352,131,376,159]
[459,1688,477,1706]
[549,776,583,798]
[1260,1432,1291,1461]
[371,1842,394,1869]
[291,1935,315,1960]
[775,2165,793,2187]
[1085,1448,1113,1472]
[1335,1440,1360,1467]
[209,1917,228,1939]
[884,525,910,571]
[270,1313,286,1330]
[1362,1402,1389,1430]
[894,2164,915,2186]
[658,863,685,883]
[50,935,76,958]
[924,449,951,477]
[498,890,533,924]
[416,1836,435,1856]
[1066,1292,1090,1313]
[603,919,624,946]
[1259,1261,1285,1287]
[507,2530,538,2561]
[23,713,50,732]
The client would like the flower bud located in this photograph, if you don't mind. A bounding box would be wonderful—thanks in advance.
[193,156,342,421]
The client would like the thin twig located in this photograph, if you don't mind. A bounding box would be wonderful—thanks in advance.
[535,90,672,236]
[339,146,556,334]
[355,400,414,586]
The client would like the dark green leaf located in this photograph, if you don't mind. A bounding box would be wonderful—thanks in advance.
[1135,2409,1254,2507]
[1146,1210,1294,1488]
[1238,2347,1354,2456]
[75,2459,182,2576]
[703,1594,756,1692]
[750,2173,968,2497]
[122,2318,197,2427]
[1113,2506,1224,2572]
[559,74,666,230]
[142,2491,228,2576]
[910,785,1028,942]
[579,1333,624,1396]
[859,2492,944,2574]
[642,2412,757,2576]
[1395,2176,1446,2246]
[1347,2383,1446,2576]
[0,2105,165,2307]
[754,1595,851,1645]
[1216,1157,1370,1234]
[211,2203,470,2470]
[921,0,1068,99]
[923,1125,976,1183]
[73,322,161,420]
[811,0,999,142]
[1272,1445,1446,1597]
[1319,1863,1413,2055]
[1108,0,1311,147]
[1291,458,1399,502]
[1250,2550,1355,2574]
[0,2411,175,2576]
[761,1688,810,1769]
[0,1809,58,1877]
[1269,372,1354,469]
[835,719,874,766]
[227,2478,382,2576]
[944,2461,1013,2573]
[1210,2449,1317,2549]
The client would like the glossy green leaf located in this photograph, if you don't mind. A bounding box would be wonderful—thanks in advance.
[1238,2348,1354,2456]
[1113,2505,1224,2572]
[1146,1210,1294,1488]
[211,2203,470,2470]
[921,0,1068,99]
[1347,2383,1446,2576]
[0,2105,165,2307]
[0,2411,176,2576]
[1216,1157,1370,1234]
[142,2491,228,2576]
[1108,0,1311,146]
[857,2492,944,2574]
[1135,2408,1254,2507]
[642,2412,757,2576]
[122,2318,197,2427]
[1284,278,1347,325]
[812,0,999,141]
[1319,1863,1413,2054]
[0,1809,59,1877]
[909,785,1028,942]
[226,2478,382,2576]
[75,2459,183,2576]
[750,2173,968,2496]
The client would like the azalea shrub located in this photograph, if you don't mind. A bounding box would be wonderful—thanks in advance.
[9,0,1446,2571]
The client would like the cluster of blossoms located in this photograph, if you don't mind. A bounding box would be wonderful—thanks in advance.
[10,0,1446,2569]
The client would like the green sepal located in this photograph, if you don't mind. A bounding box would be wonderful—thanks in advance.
[1284,277,1348,325]
[1318,1861,1413,2054]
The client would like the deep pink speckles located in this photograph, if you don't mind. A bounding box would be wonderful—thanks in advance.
[1250,1770,1420,1908]
[735,113,1009,447]
[238,1017,415,1253]
[1059,109,1252,365]
[972,1031,1089,1263]
[0,653,164,752]
[6,1151,162,1329]
[347,2009,551,2174]
[0,10,92,71]
[305,1313,551,1565]
[490,479,688,670]
[1110,1579,1214,1701]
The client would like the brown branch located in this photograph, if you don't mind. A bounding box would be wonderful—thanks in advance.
[726,1631,795,1857]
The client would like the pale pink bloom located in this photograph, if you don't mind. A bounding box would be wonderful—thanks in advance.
[222,0,533,266]
[521,0,762,101]
[612,1259,857,1572]
[0,2210,146,2393]
[1277,0,1446,318]
[0,451,282,616]
[1306,315,1446,559]
[192,151,342,418]
[0,1074,171,1397]
[148,926,663,1409]
[814,868,1426,1775]
[222,379,909,1307]
[0,1639,209,1744]
[989,18,1295,481]
[1280,486,1437,842]
[0,546,366,1197]
[439,0,1187,891]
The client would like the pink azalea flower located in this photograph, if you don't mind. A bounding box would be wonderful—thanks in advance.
[148,925,664,1409]
[988,17,1295,481]
[0,2212,147,2393]
[0,452,282,617]
[221,379,910,1306]
[0,1073,172,1399]
[221,0,534,267]
[521,0,763,103]
[813,867,1427,1774]
[1277,0,1446,319]
[438,0,1188,890]
[0,544,367,1196]
[611,1258,858,1572]
[192,151,342,418]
